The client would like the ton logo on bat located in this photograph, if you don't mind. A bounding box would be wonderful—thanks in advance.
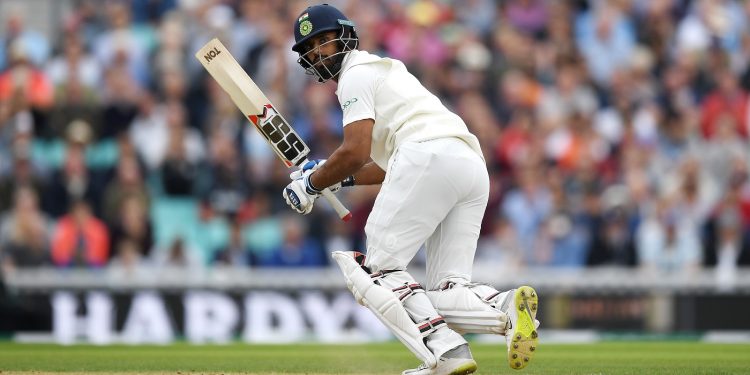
[203,47,221,62]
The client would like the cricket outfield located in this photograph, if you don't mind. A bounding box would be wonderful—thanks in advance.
[0,341,748,374]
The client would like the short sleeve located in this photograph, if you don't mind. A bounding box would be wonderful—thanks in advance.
[337,64,377,126]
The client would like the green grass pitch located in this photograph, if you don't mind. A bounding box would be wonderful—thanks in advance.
[0,341,748,374]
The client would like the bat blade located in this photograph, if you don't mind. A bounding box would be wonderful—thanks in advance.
[195,38,351,221]
[195,38,309,168]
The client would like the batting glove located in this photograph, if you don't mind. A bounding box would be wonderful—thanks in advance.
[283,169,321,215]
[289,159,355,193]
[289,159,326,180]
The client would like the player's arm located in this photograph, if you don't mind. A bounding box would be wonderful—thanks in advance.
[352,161,385,185]
[310,118,374,189]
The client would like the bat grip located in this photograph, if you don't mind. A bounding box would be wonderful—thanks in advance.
[321,188,352,222]
[298,158,351,221]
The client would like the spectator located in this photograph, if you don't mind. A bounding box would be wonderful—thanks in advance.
[129,92,168,170]
[92,2,153,87]
[698,115,748,191]
[130,0,178,24]
[636,205,702,274]
[494,109,540,175]
[158,70,189,114]
[674,0,745,57]
[0,40,54,111]
[705,160,750,269]
[160,101,205,196]
[45,122,103,217]
[454,0,496,37]
[501,165,553,265]
[46,82,101,141]
[101,155,149,225]
[0,147,45,213]
[243,190,283,261]
[476,218,524,268]
[0,186,52,271]
[291,83,344,153]
[46,33,102,90]
[200,132,248,219]
[380,0,450,70]
[0,8,50,69]
[713,208,743,288]
[109,238,148,278]
[153,237,203,269]
[212,221,252,267]
[700,68,749,139]
[575,3,636,86]
[542,2,576,61]
[108,194,153,260]
[650,111,698,181]
[63,0,107,48]
[261,215,326,267]
[231,0,271,68]
[504,0,549,37]
[675,159,716,225]
[45,33,101,139]
[587,207,637,267]
[542,176,591,267]
[99,64,140,139]
[537,59,597,130]
[495,69,543,118]
[242,13,298,110]
[324,213,354,253]
[50,200,109,268]
[456,91,502,164]
[545,112,610,173]
[0,101,13,165]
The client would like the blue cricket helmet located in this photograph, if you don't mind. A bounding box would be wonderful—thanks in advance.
[292,3,356,53]
[292,4,359,82]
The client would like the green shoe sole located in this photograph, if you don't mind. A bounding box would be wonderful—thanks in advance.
[449,361,477,375]
[508,286,538,370]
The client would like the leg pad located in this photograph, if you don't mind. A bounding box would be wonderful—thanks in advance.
[427,281,510,335]
[332,251,438,367]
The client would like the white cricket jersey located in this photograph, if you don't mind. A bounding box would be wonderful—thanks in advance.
[335,50,483,170]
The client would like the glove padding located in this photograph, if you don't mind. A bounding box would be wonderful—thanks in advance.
[289,159,326,180]
[283,169,320,215]
[289,159,355,194]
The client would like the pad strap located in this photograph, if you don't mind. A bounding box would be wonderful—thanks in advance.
[418,316,446,337]
[370,269,399,279]
[392,283,424,301]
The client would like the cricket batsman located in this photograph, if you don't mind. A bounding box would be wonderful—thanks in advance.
[282,4,539,374]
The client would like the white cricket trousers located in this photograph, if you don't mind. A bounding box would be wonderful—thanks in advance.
[364,137,490,290]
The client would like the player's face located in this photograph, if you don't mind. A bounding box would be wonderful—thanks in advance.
[302,31,339,70]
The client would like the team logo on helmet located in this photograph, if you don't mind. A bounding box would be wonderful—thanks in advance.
[300,20,313,36]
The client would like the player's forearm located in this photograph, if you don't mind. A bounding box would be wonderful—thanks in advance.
[310,148,367,190]
[352,162,385,185]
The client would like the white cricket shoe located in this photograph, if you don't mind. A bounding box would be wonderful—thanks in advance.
[402,344,477,375]
[504,286,539,370]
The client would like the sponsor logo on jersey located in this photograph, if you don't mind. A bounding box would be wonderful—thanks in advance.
[341,97,358,110]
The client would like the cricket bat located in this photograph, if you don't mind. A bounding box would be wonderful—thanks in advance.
[195,38,351,221]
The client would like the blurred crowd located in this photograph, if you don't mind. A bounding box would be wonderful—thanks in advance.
[1,0,749,278]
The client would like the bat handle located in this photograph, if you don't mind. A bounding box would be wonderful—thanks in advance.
[321,188,352,222]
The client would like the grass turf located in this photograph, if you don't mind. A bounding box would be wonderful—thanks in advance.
[0,341,748,374]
